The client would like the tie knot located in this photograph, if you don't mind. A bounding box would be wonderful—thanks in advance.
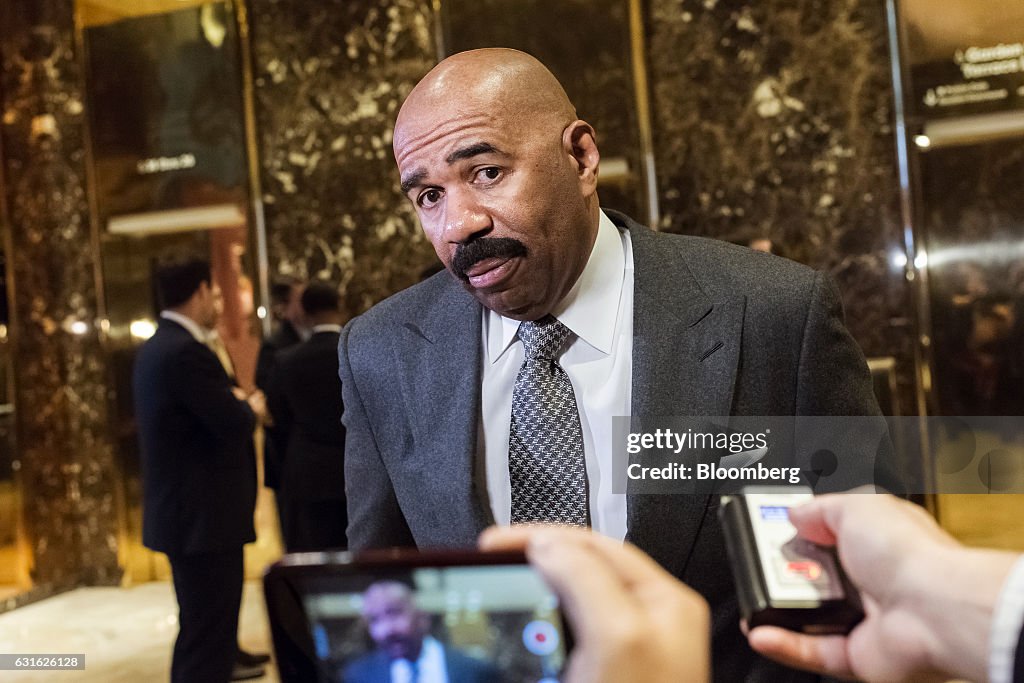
[518,315,571,360]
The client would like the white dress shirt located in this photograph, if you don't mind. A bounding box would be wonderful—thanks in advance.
[990,554,1024,683]
[390,635,449,683]
[479,210,634,540]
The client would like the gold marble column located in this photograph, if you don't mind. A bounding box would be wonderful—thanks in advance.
[0,0,122,588]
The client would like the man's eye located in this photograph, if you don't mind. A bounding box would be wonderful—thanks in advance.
[476,167,501,182]
[418,188,442,207]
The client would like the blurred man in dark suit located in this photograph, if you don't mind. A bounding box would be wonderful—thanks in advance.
[344,581,502,683]
[134,257,268,682]
[267,280,347,551]
[255,277,307,390]
[255,276,306,542]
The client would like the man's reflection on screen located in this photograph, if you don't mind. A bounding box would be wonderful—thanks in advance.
[342,581,502,683]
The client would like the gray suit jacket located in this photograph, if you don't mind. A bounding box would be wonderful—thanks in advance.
[339,210,883,682]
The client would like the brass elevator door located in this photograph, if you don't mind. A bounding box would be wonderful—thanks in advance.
[76,0,279,582]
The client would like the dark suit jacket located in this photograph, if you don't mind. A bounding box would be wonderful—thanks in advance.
[257,320,303,489]
[342,644,501,683]
[134,318,257,555]
[1015,621,1024,683]
[267,330,346,502]
[256,320,303,389]
[338,211,885,682]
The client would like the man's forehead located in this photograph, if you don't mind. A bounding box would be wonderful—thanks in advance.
[364,584,413,608]
[394,108,510,165]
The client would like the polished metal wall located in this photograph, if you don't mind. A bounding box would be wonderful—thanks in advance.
[76,0,278,583]
[887,0,1024,523]
[247,0,440,317]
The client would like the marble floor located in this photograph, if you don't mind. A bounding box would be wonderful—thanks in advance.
[0,581,278,682]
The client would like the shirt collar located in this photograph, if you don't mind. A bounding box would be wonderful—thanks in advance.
[160,310,209,344]
[311,323,343,334]
[487,209,625,362]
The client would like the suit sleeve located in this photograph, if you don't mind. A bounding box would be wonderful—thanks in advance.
[338,322,415,550]
[265,359,292,474]
[795,272,879,416]
[794,272,904,493]
[255,341,276,391]
[166,341,255,449]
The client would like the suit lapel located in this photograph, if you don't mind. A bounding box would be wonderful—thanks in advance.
[393,280,494,538]
[618,214,746,576]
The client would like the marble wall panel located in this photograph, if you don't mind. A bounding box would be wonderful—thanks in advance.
[249,0,440,317]
[441,0,649,221]
[646,0,916,413]
[0,0,122,587]
[249,0,919,411]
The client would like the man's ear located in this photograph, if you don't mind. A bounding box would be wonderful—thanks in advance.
[563,120,600,198]
[192,280,212,305]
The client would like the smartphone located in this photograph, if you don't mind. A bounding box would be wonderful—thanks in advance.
[719,486,864,634]
[264,549,571,683]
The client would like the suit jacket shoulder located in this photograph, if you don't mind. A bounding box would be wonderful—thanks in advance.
[341,269,478,404]
[444,647,504,682]
[256,321,303,389]
[344,271,464,345]
[609,209,821,317]
[341,649,389,683]
[341,645,502,683]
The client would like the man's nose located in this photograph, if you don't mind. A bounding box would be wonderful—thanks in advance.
[443,190,491,244]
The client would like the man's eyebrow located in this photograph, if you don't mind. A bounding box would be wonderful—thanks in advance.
[400,143,506,195]
[400,169,427,195]
[445,142,504,164]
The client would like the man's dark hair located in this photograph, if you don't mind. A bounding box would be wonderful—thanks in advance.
[300,280,340,316]
[975,292,1013,315]
[270,276,303,307]
[154,258,211,310]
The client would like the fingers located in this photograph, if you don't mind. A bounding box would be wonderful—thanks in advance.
[523,529,640,642]
[786,497,839,547]
[478,524,546,552]
[481,525,708,636]
[481,525,686,593]
[747,626,853,679]
[575,532,683,589]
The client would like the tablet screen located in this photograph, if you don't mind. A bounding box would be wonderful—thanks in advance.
[269,559,567,683]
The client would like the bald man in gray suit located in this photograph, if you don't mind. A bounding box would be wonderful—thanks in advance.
[339,49,892,682]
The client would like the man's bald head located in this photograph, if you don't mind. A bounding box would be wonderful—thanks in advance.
[395,49,577,159]
[392,48,602,321]
[361,581,429,661]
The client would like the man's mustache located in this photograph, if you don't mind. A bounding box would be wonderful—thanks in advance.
[450,238,528,281]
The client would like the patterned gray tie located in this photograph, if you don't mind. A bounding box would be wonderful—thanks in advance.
[509,315,589,526]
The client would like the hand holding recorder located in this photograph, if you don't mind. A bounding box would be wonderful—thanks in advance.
[747,493,1020,683]
[480,525,710,683]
